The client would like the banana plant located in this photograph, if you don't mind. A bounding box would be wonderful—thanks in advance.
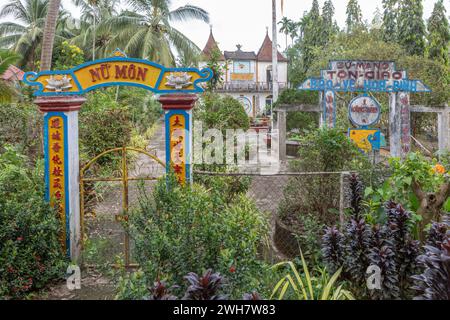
[270,251,354,300]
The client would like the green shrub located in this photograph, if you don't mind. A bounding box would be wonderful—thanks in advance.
[279,128,369,221]
[195,93,250,131]
[0,146,65,299]
[0,103,42,161]
[278,128,372,261]
[52,41,84,70]
[79,90,132,165]
[116,87,163,134]
[117,175,270,299]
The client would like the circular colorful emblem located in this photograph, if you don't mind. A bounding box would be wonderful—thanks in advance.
[348,95,381,127]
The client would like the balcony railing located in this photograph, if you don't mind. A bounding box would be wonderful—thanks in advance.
[216,82,289,92]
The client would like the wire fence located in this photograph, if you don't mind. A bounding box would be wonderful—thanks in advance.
[193,170,359,262]
[81,164,391,268]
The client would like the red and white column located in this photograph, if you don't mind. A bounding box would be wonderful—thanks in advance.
[158,94,198,185]
[35,96,86,261]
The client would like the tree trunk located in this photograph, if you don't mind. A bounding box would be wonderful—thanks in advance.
[40,0,61,71]
[413,178,450,241]
[92,12,96,61]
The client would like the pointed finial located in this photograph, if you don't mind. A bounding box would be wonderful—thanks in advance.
[209,24,213,32]
[266,26,269,35]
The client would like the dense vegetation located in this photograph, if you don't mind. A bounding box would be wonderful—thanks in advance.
[277,0,449,136]
[0,146,65,298]
[0,0,449,301]
[116,175,271,299]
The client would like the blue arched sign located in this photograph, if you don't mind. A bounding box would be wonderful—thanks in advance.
[23,55,213,96]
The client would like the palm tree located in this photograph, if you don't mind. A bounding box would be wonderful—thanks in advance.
[278,17,291,50]
[103,0,209,66]
[0,0,68,70]
[0,49,21,102]
[288,21,299,45]
[71,0,119,60]
[40,0,61,71]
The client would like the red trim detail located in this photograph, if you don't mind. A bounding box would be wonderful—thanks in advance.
[34,96,86,112]
[158,94,198,110]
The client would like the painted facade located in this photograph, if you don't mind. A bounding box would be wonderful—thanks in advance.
[199,29,288,117]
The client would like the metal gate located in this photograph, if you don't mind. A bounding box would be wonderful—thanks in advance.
[79,147,165,267]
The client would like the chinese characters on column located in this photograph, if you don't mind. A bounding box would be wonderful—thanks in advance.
[48,116,67,248]
[169,114,186,184]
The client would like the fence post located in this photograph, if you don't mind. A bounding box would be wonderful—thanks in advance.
[438,109,450,154]
[339,172,349,228]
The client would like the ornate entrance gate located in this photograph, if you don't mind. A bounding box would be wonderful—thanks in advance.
[79,147,165,267]
[23,53,211,260]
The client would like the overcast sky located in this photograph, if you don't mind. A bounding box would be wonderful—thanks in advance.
[2,0,449,53]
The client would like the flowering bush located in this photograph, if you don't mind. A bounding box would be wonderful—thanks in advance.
[0,146,65,298]
[52,41,84,70]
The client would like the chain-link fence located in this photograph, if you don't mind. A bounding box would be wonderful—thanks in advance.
[81,162,390,268]
[193,170,358,263]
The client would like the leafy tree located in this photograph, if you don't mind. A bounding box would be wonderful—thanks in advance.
[52,41,84,70]
[205,47,225,92]
[371,6,383,30]
[398,0,426,56]
[345,0,363,33]
[382,0,398,42]
[195,93,249,131]
[426,0,450,65]
[310,0,320,21]
[71,0,119,60]
[293,0,324,78]
[322,0,338,43]
[102,0,209,66]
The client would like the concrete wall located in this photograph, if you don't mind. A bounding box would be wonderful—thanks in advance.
[257,61,288,83]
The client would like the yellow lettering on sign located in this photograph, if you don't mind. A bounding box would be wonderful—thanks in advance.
[169,114,186,184]
[48,116,66,248]
[75,62,160,89]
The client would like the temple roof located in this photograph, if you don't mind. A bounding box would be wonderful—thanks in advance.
[224,45,257,60]
[201,27,225,60]
[1,65,24,81]
[256,32,288,62]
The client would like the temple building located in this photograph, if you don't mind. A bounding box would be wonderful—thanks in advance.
[199,28,288,117]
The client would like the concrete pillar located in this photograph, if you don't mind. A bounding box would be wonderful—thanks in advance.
[34,96,86,262]
[158,94,198,185]
[389,93,401,158]
[398,92,411,158]
[323,90,336,128]
[438,110,450,153]
[278,110,287,162]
